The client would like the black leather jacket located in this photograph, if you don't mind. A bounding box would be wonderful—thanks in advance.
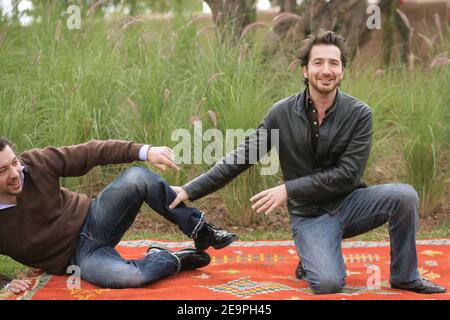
[183,89,372,217]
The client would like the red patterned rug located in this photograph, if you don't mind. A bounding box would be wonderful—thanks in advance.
[8,239,450,300]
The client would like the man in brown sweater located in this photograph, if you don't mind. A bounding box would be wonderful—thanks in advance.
[0,138,238,293]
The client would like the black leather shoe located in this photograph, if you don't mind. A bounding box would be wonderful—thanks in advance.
[194,222,239,250]
[295,261,307,280]
[173,248,211,271]
[147,246,210,271]
[391,278,446,294]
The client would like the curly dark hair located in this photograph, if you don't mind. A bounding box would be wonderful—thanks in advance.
[297,30,349,86]
[0,137,15,152]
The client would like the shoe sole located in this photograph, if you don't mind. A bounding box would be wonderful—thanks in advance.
[195,234,239,251]
[180,256,211,270]
[390,284,446,294]
[146,245,170,254]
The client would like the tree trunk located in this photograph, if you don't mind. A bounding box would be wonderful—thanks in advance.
[383,0,398,66]
[205,0,256,45]
[280,0,298,14]
[395,4,410,65]
[129,0,137,16]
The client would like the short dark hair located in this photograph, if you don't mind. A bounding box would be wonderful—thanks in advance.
[0,137,15,152]
[297,30,349,86]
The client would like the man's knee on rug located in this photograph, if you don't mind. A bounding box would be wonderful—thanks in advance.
[309,274,345,295]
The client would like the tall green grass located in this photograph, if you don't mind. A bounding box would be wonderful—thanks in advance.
[0,9,448,223]
[348,65,449,217]
[398,69,449,217]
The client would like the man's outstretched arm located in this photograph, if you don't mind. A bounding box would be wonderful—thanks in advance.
[19,140,179,178]
[170,116,276,209]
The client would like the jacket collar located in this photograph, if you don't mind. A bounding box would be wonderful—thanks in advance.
[295,88,341,118]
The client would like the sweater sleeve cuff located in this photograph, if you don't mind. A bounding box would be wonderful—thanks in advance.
[0,278,12,290]
[139,145,152,161]
[129,143,145,161]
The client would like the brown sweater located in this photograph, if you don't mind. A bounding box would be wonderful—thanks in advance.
[0,140,143,281]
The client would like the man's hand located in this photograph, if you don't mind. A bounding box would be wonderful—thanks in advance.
[250,184,288,215]
[169,186,189,209]
[147,146,179,172]
[5,279,32,294]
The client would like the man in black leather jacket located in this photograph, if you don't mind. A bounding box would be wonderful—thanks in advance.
[169,31,446,295]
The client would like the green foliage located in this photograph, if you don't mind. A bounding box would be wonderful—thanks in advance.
[0,255,27,279]
[0,9,449,224]
[398,70,449,217]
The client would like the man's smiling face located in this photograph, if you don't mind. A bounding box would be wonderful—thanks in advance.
[303,44,345,95]
[0,145,23,198]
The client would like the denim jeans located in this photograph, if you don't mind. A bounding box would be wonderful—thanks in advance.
[291,183,421,294]
[71,167,204,289]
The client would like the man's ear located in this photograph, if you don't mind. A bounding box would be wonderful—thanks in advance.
[341,66,345,80]
[302,65,308,79]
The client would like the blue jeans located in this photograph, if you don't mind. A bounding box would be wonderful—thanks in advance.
[72,167,204,289]
[291,183,421,294]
